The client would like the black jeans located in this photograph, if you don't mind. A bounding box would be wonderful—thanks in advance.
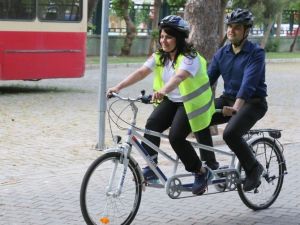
[141,98,216,173]
[197,95,268,173]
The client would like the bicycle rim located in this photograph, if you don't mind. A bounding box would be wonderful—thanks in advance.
[237,138,284,210]
[80,152,142,225]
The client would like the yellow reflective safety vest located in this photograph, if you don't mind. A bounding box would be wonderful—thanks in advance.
[153,53,215,132]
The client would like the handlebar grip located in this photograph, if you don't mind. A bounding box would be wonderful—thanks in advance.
[215,108,237,115]
[107,92,117,99]
[215,109,222,113]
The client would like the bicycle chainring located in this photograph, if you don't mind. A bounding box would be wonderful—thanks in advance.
[225,171,239,191]
[167,178,182,199]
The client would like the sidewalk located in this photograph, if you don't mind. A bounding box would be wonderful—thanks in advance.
[1,62,300,225]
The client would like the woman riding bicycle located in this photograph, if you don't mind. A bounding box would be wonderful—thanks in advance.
[107,15,218,195]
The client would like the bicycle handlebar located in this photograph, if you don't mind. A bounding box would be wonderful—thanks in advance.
[215,109,222,113]
[108,92,231,114]
[215,108,236,115]
[108,90,152,104]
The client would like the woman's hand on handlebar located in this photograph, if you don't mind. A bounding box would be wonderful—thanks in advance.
[152,90,166,102]
[107,86,120,98]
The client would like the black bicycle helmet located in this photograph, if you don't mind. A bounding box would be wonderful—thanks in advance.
[225,8,254,28]
[159,15,190,38]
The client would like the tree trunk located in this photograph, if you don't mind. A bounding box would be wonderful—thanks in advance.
[275,12,282,38]
[148,0,162,55]
[219,0,228,44]
[184,0,223,136]
[184,0,221,62]
[120,1,137,56]
[290,24,300,52]
[260,17,274,49]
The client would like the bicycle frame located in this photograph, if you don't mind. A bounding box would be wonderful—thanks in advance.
[105,93,286,196]
[126,126,239,186]
[105,93,247,193]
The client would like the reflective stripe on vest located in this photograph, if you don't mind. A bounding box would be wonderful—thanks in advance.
[153,53,215,132]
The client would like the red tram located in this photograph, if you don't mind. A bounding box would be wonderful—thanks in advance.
[0,0,87,80]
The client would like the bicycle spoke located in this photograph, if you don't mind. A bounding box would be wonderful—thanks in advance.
[238,138,284,210]
[80,152,142,225]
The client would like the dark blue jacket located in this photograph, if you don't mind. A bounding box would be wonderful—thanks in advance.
[208,40,267,100]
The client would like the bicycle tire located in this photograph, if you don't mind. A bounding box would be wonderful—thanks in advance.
[237,137,285,210]
[80,152,142,225]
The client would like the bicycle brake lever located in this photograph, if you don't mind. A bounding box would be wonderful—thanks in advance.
[141,94,152,104]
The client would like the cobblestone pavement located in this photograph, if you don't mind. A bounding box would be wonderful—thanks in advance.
[1,62,300,225]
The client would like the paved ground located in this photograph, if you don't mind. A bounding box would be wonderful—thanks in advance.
[1,62,300,225]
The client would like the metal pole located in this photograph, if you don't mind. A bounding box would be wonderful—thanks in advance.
[98,0,109,150]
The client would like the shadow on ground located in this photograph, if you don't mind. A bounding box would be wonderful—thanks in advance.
[0,85,88,94]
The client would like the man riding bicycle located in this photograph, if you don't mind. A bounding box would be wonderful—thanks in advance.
[198,8,268,192]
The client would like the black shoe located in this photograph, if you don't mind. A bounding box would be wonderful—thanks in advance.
[243,163,264,192]
[205,160,219,170]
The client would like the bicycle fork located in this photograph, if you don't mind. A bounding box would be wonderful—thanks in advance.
[106,146,130,197]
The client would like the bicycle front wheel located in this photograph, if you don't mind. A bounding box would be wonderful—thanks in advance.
[237,137,285,210]
[80,152,142,225]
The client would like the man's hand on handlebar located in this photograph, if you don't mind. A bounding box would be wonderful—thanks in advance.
[222,106,237,116]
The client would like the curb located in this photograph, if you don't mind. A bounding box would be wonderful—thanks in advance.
[265,58,300,63]
[86,62,141,70]
[86,58,300,70]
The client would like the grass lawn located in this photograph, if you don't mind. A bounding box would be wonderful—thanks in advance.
[86,51,300,65]
[87,56,147,64]
[266,52,300,59]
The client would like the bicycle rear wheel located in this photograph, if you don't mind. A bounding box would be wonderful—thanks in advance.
[80,152,142,225]
[237,137,285,210]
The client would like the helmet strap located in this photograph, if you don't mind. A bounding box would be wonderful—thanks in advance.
[232,26,249,48]
[232,36,246,48]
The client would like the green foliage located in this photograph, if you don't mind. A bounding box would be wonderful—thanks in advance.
[151,29,160,39]
[87,23,96,33]
[232,0,288,25]
[288,0,300,9]
[167,0,186,7]
[111,0,134,18]
[288,0,300,24]
[135,4,151,27]
[265,38,280,52]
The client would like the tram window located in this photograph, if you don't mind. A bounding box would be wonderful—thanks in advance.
[0,0,36,20]
[38,0,82,22]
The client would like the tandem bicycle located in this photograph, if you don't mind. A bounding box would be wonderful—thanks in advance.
[80,91,287,225]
